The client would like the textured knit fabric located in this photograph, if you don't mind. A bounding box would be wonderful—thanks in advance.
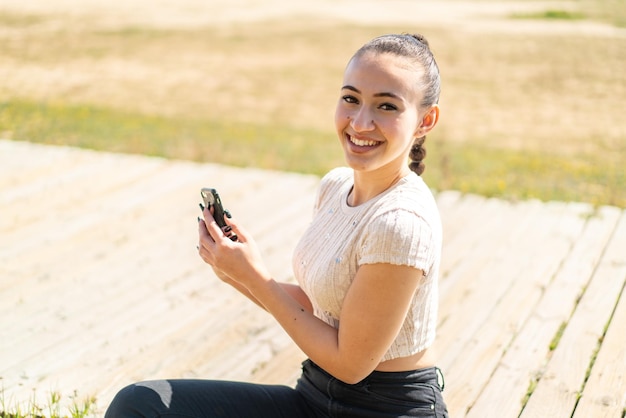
[293,167,442,361]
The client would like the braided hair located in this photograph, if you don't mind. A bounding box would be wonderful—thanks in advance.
[352,34,441,176]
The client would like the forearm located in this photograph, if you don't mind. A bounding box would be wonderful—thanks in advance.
[225,277,268,310]
[223,275,313,314]
[248,277,369,384]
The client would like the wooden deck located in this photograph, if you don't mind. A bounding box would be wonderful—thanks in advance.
[1,139,625,417]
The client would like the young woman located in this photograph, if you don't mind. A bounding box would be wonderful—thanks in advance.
[106,33,448,418]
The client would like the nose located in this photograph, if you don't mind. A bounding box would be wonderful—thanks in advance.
[349,106,375,132]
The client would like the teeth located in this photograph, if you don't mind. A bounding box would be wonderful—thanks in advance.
[349,136,379,147]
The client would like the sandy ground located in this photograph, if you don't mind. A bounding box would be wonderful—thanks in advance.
[1,0,622,35]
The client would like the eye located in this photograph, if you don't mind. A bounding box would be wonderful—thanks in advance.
[342,95,359,105]
[379,103,398,111]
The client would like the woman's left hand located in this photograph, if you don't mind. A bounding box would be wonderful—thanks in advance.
[197,208,271,289]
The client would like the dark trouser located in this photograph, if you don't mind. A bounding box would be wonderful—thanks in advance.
[105,359,448,418]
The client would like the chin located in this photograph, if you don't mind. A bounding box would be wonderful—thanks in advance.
[344,156,376,173]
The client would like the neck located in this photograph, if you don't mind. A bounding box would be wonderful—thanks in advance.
[348,167,410,207]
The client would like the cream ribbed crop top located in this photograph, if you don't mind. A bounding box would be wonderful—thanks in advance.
[292,167,442,361]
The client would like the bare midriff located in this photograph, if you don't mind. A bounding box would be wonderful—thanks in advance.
[375,347,436,372]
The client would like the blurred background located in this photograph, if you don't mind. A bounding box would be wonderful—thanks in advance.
[1,0,624,206]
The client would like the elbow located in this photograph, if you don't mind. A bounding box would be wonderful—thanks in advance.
[324,349,383,384]
[338,374,367,385]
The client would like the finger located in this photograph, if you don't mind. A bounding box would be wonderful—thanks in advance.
[210,211,242,243]
[201,207,222,237]
[196,223,216,266]
[199,202,217,215]
[201,204,216,222]
[220,224,238,242]
[197,216,215,249]
[221,214,247,243]
[202,207,231,242]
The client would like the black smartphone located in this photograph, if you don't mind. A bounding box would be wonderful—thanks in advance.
[200,187,238,241]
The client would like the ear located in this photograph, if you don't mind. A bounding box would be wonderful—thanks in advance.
[415,105,440,137]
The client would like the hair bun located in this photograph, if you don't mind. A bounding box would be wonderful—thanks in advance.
[409,33,430,48]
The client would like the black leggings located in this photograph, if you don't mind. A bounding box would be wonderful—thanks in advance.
[105,360,448,418]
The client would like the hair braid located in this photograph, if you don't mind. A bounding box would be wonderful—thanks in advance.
[409,135,427,176]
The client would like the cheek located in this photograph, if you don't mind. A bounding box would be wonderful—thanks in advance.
[396,117,420,140]
[385,121,417,149]
[334,104,348,131]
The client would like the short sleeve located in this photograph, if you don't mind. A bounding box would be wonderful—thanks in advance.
[358,209,435,274]
[313,167,352,216]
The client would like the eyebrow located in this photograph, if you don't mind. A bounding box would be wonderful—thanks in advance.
[341,85,402,100]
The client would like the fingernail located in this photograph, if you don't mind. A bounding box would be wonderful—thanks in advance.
[223,225,232,233]
[225,210,232,218]
[199,203,205,211]
[197,216,202,223]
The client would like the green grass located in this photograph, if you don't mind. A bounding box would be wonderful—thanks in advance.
[425,140,626,208]
[0,99,343,176]
[0,387,96,418]
[511,10,587,21]
[520,370,543,410]
[509,1,626,27]
[548,322,568,351]
[2,99,624,207]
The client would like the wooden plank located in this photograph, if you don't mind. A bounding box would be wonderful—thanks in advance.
[250,342,307,386]
[571,212,626,418]
[0,142,319,412]
[1,162,226,398]
[0,144,167,236]
[467,205,622,418]
[441,201,588,417]
[438,192,492,252]
[521,211,626,417]
[0,155,183,258]
[436,198,564,366]
[0,141,107,190]
[2,141,625,416]
[436,198,544,331]
[0,163,220,353]
[439,195,515,279]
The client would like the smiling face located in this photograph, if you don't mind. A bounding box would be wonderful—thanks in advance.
[335,51,430,177]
